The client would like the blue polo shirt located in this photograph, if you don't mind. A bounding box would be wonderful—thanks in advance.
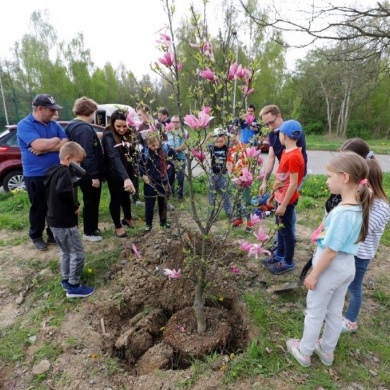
[17,114,68,177]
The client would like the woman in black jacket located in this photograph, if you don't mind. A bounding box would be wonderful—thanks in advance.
[102,110,136,238]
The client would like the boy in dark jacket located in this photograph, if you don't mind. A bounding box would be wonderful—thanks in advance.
[45,142,95,298]
[139,133,174,232]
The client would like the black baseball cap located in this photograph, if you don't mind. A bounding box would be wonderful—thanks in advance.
[32,94,63,110]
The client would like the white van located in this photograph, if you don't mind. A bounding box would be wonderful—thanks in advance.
[94,104,133,127]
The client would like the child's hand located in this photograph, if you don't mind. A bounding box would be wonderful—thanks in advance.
[275,204,286,216]
[142,175,150,184]
[304,274,318,290]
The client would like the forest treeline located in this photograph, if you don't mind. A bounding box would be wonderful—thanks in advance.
[1,1,390,139]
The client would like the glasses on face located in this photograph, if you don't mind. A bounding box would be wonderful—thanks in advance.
[265,116,278,127]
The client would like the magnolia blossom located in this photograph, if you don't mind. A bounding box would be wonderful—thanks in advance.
[163,268,182,280]
[245,114,255,126]
[257,156,264,165]
[197,111,214,128]
[164,122,174,132]
[254,226,269,242]
[249,214,262,226]
[184,114,199,130]
[132,244,142,259]
[233,167,253,188]
[191,148,206,163]
[126,109,142,129]
[199,68,218,82]
[159,52,174,67]
[242,86,255,97]
[240,241,252,251]
[245,146,260,159]
[201,106,211,115]
[176,62,183,72]
[155,28,172,48]
[248,244,271,259]
[202,40,215,61]
[229,266,241,274]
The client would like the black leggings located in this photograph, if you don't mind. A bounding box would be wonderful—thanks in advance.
[106,178,132,229]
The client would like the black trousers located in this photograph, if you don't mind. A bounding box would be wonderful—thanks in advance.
[78,178,102,235]
[24,176,53,240]
[106,177,132,229]
[144,181,167,227]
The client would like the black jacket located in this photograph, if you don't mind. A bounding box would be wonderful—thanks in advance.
[45,165,79,228]
[65,120,104,180]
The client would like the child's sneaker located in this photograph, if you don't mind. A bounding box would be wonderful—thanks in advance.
[66,284,95,298]
[268,260,295,275]
[286,339,311,367]
[314,340,334,366]
[60,279,70,291]
[341,317,358,333]
[231,218,243,228]
[261,256,281,266]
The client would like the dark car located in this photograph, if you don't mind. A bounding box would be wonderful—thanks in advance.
[0,121,104,192]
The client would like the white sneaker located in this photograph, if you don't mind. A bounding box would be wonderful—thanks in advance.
[135,200,144,206]
[286,339,311,367]
[83,234,103,242]
[314,340,334,366]
[167,203,175,211]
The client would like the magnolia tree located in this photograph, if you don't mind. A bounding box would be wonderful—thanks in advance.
[130,0,272,334]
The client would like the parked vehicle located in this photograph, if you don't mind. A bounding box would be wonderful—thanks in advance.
[94,104,133,127]
[0,122,104,192]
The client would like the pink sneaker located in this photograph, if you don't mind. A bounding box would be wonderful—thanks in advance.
[314,340,334,366]
[342,317,358,333]
[286,339,311,367]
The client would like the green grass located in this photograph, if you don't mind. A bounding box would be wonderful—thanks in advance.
[305,134,390,154]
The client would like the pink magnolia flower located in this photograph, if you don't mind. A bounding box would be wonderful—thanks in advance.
[235,65,247,79]
[242,86,255,97]
[156,32,172,48]
[176,62,183,72]
[248,244,271,259]
[184,114,199,130]
[191,148,205,163]
[163,268,182,280]
[201,106,211,115]
[245,146,260,159]
[257,156,264,165]
[126,109,142,129]
[197,111,214,128]
[228,62,238,81]
[199,68,217,82]
[229,266,241,274]
[249,214,262,226]
[164,122,174,132]
[254,226,269,242]
[159,52,174,67]
[132,244,142,259]
[202,40,215,61]
[233,167,253,188]
[240,241,252,251]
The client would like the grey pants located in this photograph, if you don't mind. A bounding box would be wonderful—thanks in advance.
[300,247,355,356]
[51,226,85,285]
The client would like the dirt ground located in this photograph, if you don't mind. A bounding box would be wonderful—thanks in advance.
[0,218,389,390]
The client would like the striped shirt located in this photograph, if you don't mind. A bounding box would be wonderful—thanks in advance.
[356,198,390,259]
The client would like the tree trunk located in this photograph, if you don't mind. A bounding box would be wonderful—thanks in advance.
[193,282,207,333]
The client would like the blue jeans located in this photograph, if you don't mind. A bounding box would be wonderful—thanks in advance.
[208,173,231,215]
[275,201,297,265]
[344,256,370,323]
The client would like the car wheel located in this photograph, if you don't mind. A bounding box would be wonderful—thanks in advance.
[3,170,25,192]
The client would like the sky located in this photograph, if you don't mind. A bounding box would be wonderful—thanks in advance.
[0,0,372,78]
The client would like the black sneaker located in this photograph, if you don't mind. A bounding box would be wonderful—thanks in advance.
[160,222,171,228]
[32,238,48,251]
[47,236,57,245]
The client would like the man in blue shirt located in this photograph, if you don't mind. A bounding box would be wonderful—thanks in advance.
[239,104,261,145]
[17,94,68,251]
